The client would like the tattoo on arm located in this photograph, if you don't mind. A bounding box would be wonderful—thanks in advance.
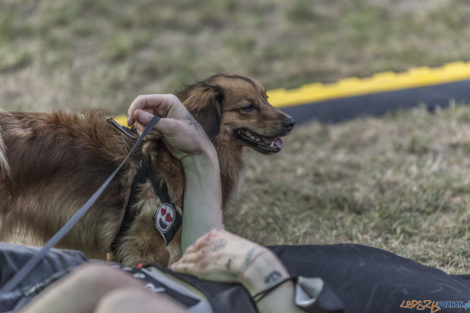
[240,246,269,274]
[240,247,257,271]
[210,239,227,251]
[225,258,232,270]
[264,270,282,285]
[184,114,200,130]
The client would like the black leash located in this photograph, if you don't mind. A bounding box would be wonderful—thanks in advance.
[0,114,161,293]
[110,161,149,253]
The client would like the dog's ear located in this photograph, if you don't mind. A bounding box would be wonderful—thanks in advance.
[181,83,224,139]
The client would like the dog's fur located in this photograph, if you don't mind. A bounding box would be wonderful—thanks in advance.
[0,74,294,266]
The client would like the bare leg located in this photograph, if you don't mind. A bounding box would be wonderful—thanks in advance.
[21,264,146,313]
[95,288,188,313]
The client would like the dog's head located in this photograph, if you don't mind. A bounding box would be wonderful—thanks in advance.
[178,74,295,154]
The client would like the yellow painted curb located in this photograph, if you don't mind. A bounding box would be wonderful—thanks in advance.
[115,61,470,124]
[268,62,470,108]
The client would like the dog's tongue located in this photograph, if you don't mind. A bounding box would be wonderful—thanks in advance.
[273,137,284,150]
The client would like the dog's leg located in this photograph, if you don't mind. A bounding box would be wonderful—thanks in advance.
[116,200,171,267]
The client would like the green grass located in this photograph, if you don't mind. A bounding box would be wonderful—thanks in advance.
[1,0,470,273]
[227,104,470,274]
[2,0,470,112]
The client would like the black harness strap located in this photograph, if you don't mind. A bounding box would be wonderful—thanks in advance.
[107,118,182,251]
[110,162,148,252]
[147,166,173,205]
[110,161,182,252]
[0,114,162,293]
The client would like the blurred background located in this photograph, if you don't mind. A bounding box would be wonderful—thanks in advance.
[2,0,470,112]
[2,0,470,273]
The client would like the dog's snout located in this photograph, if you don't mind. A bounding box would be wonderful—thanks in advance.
[282,117,296,130]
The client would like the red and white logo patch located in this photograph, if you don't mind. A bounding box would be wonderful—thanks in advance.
[153,203,181,245]
[155,203,175,233]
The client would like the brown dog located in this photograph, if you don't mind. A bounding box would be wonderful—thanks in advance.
[0,74,295,266]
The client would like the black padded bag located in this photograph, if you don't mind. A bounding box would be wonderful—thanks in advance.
[270,244,470,313]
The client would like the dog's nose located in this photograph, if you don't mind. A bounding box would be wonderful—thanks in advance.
[282,117,296,130]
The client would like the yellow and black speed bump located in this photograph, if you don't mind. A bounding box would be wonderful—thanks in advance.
[116,62,470,125]
[271,62,470,124]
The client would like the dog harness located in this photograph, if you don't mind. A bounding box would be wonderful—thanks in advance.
[107,118,182,252]
[1,114,163,293]
[106,117,138,138]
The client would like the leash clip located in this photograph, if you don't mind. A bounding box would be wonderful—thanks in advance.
[106,118,138,139]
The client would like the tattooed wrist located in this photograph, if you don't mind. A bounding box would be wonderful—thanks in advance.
[264,270,282,285]
[238,248,290,296]
[240,247,267,274]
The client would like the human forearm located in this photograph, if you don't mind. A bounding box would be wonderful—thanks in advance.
[172,230,307,313]
[180,146,223,252]
[126,94,224,252]
[256,281,305,313]
[241,251,305,313]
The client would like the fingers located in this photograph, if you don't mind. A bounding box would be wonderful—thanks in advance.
[127,94,183,126]
[170,262,198,275]
[176,231,216,267]
[171,252,211,276]
[183,243,199,255]
[184,231,212,254]
[178,250,206,264]
[128,95,149,125]
[133,109,182,142]
[170,250,204,274]
[133,109,154,126]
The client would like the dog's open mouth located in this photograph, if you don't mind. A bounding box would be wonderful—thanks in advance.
[235,128,284,154]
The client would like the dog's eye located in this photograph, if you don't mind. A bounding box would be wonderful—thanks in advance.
[240,103,256,113]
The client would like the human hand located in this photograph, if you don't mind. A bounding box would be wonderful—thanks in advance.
[127,94,215,161]
[171,229,266,282]
[170,229,289,295]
